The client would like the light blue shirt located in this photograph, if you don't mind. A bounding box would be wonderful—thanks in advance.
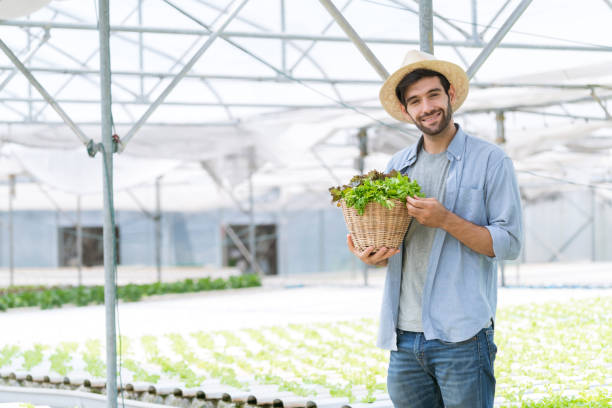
[378,125,523,350]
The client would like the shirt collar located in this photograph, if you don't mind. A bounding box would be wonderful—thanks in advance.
[397,124,466,172]
[446,124,466,162]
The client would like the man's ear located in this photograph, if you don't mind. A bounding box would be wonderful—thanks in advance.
[448,84,457,105]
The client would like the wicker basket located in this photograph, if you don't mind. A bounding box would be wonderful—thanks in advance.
[341,198,412,252]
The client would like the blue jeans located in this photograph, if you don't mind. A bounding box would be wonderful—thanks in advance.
[387,326,497,408]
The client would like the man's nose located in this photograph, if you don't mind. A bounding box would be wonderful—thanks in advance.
[420,98,435,114]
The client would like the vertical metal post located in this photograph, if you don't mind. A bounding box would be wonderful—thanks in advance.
[591,186,596,261]
[471,0,479,42]
[357,129,368,286]
[318,209,325,272]
[0,208,3,270]
[280,0,287,73]
[248,146,256,274]
[27,25,33,120]
[495,111,506,144]
[8,174,15,287]
[419,0,434,53]
[76,195,83,285]
[155,176,162,282]
[500,260,506,287]
[138,0,145,99]
[98,0,117,407]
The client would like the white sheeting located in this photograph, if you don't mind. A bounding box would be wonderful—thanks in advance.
[2,144,182,194]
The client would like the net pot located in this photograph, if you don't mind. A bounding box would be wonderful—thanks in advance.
[341,198,412,252]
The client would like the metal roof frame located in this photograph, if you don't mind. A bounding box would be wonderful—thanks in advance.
[1,2,611,407]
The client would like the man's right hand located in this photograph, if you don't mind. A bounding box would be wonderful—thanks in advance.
[347,234,400,266]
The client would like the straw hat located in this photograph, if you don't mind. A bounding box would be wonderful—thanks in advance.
[379,50,469,123]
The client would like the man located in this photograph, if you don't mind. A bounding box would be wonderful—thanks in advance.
[347,50,523,407]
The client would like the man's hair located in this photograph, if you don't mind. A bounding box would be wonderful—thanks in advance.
[395,68,451,107]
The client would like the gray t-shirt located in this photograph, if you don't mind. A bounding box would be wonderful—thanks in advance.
[398,148,450,332]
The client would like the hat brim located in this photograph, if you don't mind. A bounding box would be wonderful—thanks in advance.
[379,60,469,123]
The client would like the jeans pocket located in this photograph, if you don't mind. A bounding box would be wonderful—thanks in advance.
[485,327,497,363]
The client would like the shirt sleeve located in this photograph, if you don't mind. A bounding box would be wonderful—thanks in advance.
[484,157,523,260]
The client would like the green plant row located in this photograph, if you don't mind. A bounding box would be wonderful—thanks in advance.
[0,274,261,311]
[1,296,609,406]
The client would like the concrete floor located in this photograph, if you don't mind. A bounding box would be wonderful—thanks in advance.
[0,263,610,347]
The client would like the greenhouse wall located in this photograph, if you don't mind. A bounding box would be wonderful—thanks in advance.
[521,189,612,262]
[1,192,610,271]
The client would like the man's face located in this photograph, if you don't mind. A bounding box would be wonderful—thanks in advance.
[401,76,455,137]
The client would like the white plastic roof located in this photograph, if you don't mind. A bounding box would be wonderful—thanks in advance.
[0,0,611,211]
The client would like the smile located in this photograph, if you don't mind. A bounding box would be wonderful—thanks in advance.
[420,111,442,123]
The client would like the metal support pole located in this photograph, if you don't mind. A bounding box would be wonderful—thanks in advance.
[155,176,162,282]
[495,111,505,144]
[138,0,145,99]
[248,147,256,274]
[357,128,368,286]
[120,0,250,150]
[223,224,264,275]
[280,0,286,73]
[419,0,434,53]
[318,209,325,273]
[471,0,479,42]
[8,175,15,287]
[590,88,611,119]
[76,195,83,285]
[27,25,33,120]
[591,187,596,261]
[467,0,533,79]
[97,0,117,407]
[318,0,389,80]
[0,38,90,145]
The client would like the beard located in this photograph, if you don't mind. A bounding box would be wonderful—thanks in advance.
[411,100,453,137]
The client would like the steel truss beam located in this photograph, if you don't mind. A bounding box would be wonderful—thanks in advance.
[467,0,533,79]
[462,92,612,115]
[0,120,239,126]
[2,92,608,111]
[0,30,50,93]
[4,65,609,91]
[157,0,347,103]
[168,0,345,102]
[514,109,608,122]
[0,38,89,145]
[319,0,389,79]
[0,97,383,110]
[119,0,250,150]
[2,20,610,52]
[290,0,354,73]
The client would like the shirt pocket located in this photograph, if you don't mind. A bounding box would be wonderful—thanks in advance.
[455,186,486,225]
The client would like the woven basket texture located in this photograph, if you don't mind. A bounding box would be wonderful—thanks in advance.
[341,198,412,252]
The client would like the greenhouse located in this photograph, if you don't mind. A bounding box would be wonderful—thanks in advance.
[0,0,611,407]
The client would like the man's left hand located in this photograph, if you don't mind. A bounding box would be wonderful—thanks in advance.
[406,196,449,229]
